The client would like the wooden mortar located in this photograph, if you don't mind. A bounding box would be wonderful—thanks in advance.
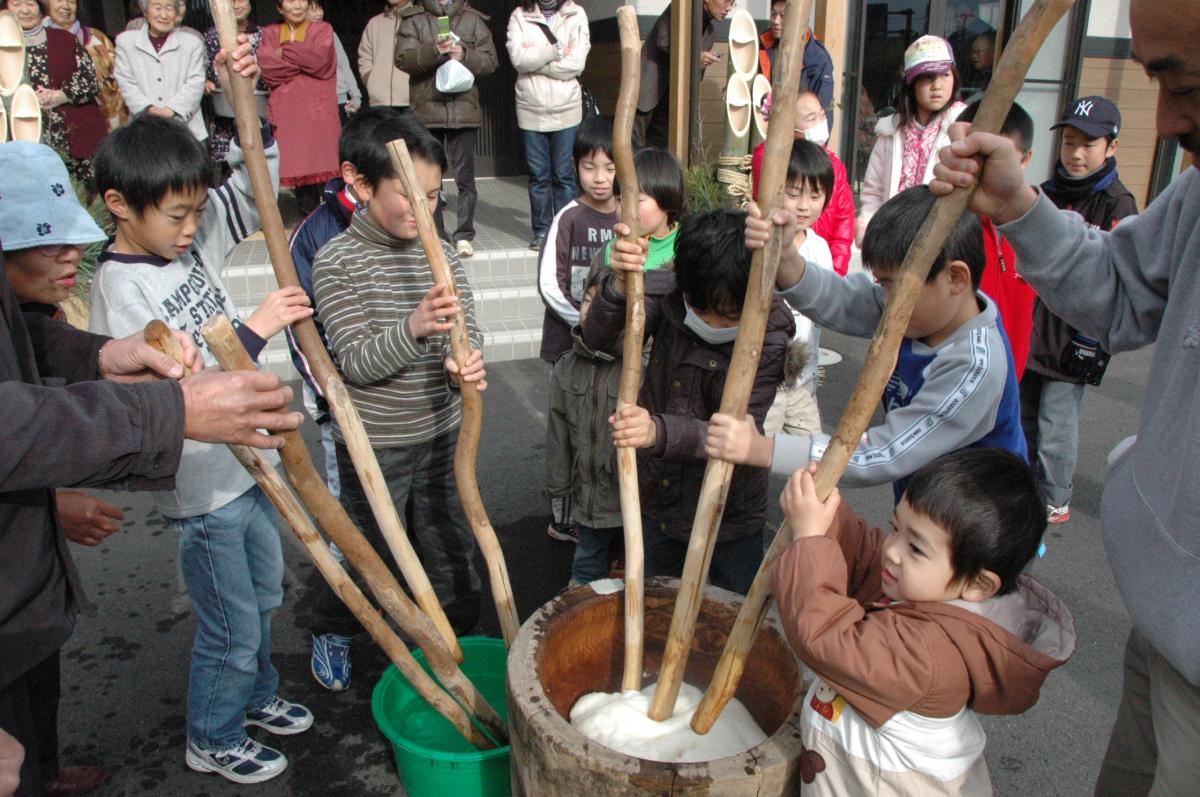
[507,580,804,795]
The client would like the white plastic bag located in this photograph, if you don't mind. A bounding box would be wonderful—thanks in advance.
[435,59,475,94]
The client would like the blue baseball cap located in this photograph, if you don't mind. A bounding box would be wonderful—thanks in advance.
[0,142,106,251]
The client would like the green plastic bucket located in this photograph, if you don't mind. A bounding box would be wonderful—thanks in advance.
[371,636,511,797]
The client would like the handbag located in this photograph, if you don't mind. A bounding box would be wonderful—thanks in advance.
[435,58,475,93]
[580,83,599,119]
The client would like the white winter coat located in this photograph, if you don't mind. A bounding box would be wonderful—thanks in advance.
[856,103,965,246]
[114,26,207,140]
[505,2,589,132]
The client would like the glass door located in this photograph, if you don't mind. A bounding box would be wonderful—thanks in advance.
[842,0,1015,191]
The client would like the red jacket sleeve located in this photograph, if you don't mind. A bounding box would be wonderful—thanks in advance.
[751,141,765,201]
[812,151,854,277]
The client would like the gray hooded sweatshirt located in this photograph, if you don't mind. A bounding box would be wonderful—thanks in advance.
[999,170,1200,684]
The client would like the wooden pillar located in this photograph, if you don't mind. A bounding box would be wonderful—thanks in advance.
[668,0,692,168]
[815,0,848,158]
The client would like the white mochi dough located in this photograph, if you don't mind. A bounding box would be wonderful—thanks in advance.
[569,682,767,763]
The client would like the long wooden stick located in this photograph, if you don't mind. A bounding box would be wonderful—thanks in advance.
[207,0,466,663]
[199,316,508,746]
[647,0,811,723]
[612,3,646,693]
[142,322,493,748]
[323,377,462,661]
[229,446,494,747]
[384,139,520,647]
[690,0,1077,733]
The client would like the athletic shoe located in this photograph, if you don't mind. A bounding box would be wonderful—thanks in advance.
[456,239,475,258]
[185,738,287,784]
[311,633,352,691]
[1047,505,1071,524]
[546,520,578,543]
[529,234,546,251]
[245,695,314,736]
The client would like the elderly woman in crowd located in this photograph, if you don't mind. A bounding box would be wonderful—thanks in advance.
[42,0,126,130]
[506,0,590,251]
[114,0,207,140]
[258,0,340,213]
[3,0,107,182]
[203,0,264,170]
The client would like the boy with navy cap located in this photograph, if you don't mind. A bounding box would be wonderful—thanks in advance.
[1021,95,1138,525]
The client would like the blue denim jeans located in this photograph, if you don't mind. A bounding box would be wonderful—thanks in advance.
[571,524,623,584]
[642,515,764,596]
[173,485,284,749]
[523,127,578,237]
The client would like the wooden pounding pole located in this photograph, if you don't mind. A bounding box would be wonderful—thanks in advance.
[228,446,497,748]
[612,4,646,692]
[323,378,461,661]
[142,322,496,748]
[690,0,1077,733]
[200,316,509,746]
[646,0,811,723]
[385,139,519,646]
[206,0,463,661]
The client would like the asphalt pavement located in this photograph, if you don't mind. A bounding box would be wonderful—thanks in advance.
[58,330,1148,796]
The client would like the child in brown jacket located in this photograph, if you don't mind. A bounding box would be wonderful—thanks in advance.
[775,449,1075,794]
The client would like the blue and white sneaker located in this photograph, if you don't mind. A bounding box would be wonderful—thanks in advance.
[185,738,287,784]
[245,695,314,736]
[311,633,352,691]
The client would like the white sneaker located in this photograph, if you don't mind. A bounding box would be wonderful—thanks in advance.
[185,738,287,784]
[456,239,475,258]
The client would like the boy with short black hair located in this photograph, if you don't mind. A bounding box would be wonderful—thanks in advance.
[587,208,794,595]
[287,106,420,501]
[958,99,1038,380]
[308,115,486,691]
[538,114,619,367]
[709,185,1026,503]
[774,448,1074,794]
[1023,95,1137,524]
[89,111,316,783]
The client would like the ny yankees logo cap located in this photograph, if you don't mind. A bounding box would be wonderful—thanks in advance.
[1051,95,1121,139]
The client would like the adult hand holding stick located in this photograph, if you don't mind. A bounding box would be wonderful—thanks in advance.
[385,138,520,646]
[645,0,812,723]
[689,0,1078,734]
[606,3,648,693]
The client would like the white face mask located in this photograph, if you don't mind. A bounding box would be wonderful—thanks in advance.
[683,301,740,345]
[802,119,830,146]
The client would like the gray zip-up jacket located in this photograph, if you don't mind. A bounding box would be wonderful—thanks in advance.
[546,327,621,529]
[1000,173,1200,684]
[772,262,1025,498]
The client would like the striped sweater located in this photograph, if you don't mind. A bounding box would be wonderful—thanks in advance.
[312,209,483,448]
